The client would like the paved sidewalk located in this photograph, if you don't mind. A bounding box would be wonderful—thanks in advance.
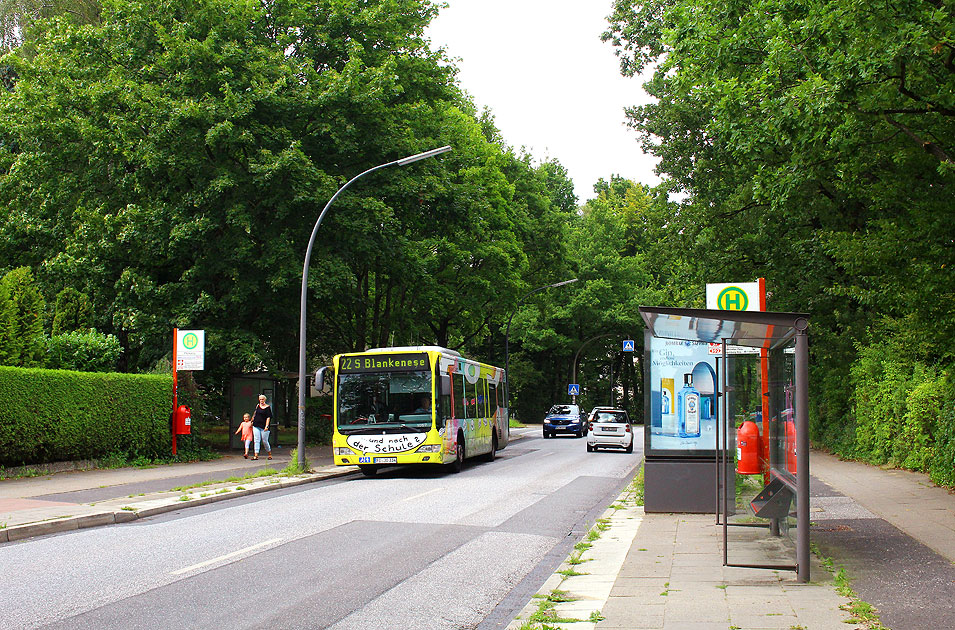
[809,451,955,630]
[810,450,955,562]
[0,446,353,543]
[508,481,860,630]
[508,449,955,630]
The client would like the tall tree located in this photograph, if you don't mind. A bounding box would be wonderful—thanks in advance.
[0,266,45,366]
[0,0,565,394]
[51,287,91,335]
[507,177,686,422]
[603,0,955,431]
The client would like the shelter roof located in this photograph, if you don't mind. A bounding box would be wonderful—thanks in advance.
[638,307,809,349]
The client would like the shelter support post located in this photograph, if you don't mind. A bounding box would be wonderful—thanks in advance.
[795,318,810,582]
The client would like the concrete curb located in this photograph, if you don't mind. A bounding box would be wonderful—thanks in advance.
[0,465,358,544]
[507,493,641,630]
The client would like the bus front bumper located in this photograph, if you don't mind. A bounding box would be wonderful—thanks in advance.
[335,452,449,466]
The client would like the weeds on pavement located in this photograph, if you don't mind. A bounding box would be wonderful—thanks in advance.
[171,468,279,492]
[811,543,888,629]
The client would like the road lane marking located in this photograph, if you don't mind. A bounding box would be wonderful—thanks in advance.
[402,487,444,502]
[171,538,282,575]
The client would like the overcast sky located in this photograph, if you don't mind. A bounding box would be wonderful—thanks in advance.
[425,0,659,203]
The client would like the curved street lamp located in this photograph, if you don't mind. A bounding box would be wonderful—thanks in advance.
[503,278,578,411]
[296,146,452,470]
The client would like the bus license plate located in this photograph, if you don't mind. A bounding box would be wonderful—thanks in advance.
[375,457,397,464]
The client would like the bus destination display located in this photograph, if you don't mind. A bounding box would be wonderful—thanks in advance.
[339,352,429,373]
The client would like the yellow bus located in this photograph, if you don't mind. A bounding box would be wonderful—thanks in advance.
[330,346,508,476]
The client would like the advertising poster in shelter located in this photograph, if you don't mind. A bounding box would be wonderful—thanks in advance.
[647,335,718,453]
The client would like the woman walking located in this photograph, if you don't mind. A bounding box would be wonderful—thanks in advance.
[251,394,273,460]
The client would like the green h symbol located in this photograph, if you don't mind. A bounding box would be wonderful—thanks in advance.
[718,287,748,311]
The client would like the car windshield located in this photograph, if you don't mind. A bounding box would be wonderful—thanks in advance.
[594,411,628,424]
[549,405,577,415]
[337,370,433,434]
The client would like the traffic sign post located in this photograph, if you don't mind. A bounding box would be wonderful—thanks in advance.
[172,329,204,455]
[568,384,580,396]
[623,340,635,352]
[707,278,772,482]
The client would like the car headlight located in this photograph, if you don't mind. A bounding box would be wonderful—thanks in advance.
[333,447,353,455]
[416,444,442,453]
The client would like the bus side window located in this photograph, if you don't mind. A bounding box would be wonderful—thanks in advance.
[453,372,467,419]
[473,379,483,419]
[438,374,451,428]
[478,378,491,418]
[488,382,498,419]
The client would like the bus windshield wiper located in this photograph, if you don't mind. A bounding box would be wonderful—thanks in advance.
[393,424,430,433]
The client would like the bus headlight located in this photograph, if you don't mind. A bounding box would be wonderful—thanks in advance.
[416,444,442,453]
[333,447,354,455]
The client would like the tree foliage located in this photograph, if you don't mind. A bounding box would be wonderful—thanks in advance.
[0,266,45,366]
[51,287,91,335]
[604,0,955,333]
[0,0,101,53]
[46,329,122,372]
[504,176,693,422]
[0,0,576,405]
[604,0,955,476]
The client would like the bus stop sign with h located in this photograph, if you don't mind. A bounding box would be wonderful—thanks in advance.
[172,329,204,455]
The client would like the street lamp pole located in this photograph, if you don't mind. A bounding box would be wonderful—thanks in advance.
[297,146,452,470]
[504,278,578,412]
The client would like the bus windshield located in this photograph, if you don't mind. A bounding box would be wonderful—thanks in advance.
[337,370,433,435]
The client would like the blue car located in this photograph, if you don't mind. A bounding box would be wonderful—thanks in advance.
[543,404,586,438]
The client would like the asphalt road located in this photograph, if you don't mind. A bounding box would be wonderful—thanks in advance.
[0,427,643,630]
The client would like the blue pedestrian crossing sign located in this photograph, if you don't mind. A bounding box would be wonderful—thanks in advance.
[623,339,635,352]
[568,384,580,396]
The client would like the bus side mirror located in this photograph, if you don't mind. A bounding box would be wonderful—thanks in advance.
[313,366,332,395]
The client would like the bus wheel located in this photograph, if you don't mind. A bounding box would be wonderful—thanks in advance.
[485,434,498,462]
[450,435,465,473]
[359,465,378,477]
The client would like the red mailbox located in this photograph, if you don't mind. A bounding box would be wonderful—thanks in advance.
[173,405,192,435]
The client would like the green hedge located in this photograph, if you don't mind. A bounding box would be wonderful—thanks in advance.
[0,366,172,467]
[821,342,955,488]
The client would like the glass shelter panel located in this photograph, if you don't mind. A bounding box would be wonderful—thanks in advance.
[721,338,798,572]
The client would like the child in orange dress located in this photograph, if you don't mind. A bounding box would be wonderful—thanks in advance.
[235,413,254,459]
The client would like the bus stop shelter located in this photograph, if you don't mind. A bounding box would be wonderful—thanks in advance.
[638,306,812,582]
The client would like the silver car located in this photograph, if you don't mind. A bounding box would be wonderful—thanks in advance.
[586,408,633,453]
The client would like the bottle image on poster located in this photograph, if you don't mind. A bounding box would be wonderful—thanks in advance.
[677,373,702,438]
[661,377,674,414]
